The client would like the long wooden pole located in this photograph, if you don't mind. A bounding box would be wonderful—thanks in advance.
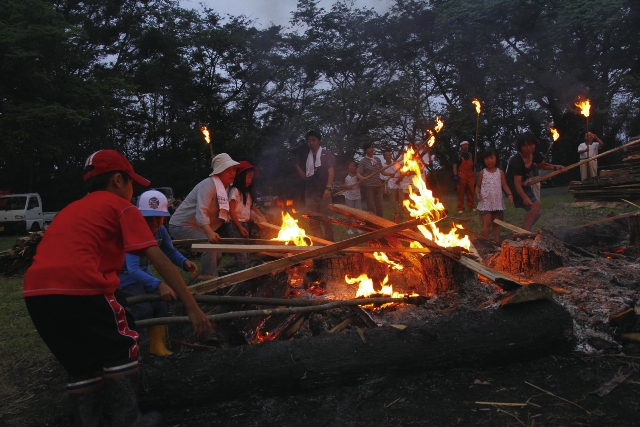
[128,293,427,308]
[135,296,428,327]
[188,218,422,294]
[526,138,640,186]
[191,244,435,254]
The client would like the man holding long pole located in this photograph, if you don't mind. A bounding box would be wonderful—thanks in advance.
[453,141,476,214]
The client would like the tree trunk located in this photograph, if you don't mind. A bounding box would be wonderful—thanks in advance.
[420,253,477,294]
[141,300,573,407]
[491,231,570,277]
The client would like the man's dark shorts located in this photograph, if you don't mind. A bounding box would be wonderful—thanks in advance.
[514,187,538,211]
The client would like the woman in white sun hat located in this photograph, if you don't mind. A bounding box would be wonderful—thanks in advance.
[169,153,239,275]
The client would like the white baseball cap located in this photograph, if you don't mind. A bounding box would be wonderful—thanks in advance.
[137,190,170,217]
[460,141,470,146]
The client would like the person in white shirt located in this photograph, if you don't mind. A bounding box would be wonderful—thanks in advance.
[578,132,604,180]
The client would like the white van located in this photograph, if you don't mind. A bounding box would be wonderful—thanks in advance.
[0,193,57,233]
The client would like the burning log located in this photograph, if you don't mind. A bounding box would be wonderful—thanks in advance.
[140,300,573,406]
[489,230,573,277]
[421,252,477,294]
[188,218,422,294]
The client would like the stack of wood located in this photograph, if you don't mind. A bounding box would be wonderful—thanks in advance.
[568,134,640,200]
[0,232,44,276]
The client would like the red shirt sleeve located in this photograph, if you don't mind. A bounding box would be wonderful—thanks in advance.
[119,205,158,255]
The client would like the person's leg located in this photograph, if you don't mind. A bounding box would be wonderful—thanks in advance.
[522,201,542,231]
[318,197,335,241]
[354,198,362,210]
[491,212,502,242]
[589,160,598,178]
[456,179,465,212]
[580,163,588,180]
[480,213,492,239]
[118,283,154,321]
[373,186,384,217]
[360,186,376,214]
[466,177,476,210]
[305,196,323,239]
[170,224,218,275]
[25,294,152,426]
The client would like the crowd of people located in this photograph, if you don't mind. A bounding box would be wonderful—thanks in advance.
[23,128,599,426]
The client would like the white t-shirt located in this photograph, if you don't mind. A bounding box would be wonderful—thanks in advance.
[228,187,252,222]
[578,142,600,159]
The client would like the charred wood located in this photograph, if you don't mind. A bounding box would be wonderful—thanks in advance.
[141,300,573,406]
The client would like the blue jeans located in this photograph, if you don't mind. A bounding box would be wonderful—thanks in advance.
[221,221,251,267]
[168,224,221,275]
[119,283,169,321]
[345,198,362,210]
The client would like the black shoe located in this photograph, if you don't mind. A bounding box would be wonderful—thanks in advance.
[103,359,162,427]
[67,374,106,427]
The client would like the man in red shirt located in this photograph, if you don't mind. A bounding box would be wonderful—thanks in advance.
[24,150,211,427]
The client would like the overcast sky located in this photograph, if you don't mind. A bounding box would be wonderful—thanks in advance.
[179,0,394,28]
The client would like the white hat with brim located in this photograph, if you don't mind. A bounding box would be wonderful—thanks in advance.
[137,190,170,217]
[460,141,470,146]
[210,153,240,176]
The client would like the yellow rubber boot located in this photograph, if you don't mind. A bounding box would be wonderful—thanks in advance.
[148,325,173,357]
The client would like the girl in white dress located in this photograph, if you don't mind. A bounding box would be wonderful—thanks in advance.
[475,149,514,242]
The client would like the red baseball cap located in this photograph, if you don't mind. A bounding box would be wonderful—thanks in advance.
[83,150,150,186]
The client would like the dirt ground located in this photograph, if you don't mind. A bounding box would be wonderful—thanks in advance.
[5,189,640,427]
[11,346,640,427]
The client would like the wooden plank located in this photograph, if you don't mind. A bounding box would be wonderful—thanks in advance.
[191,244,435,253]
[187,218,422,295]
[493,219,530,234]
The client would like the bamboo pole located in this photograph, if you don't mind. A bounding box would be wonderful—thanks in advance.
[172,238,285,246]
[127,294,427,308]
[135,296,428,327]
[187,218,422,294]
[526,138,640,186]
[191,244,435,254]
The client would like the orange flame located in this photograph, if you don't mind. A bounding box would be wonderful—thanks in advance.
[400,147,470,250]
[286,200,294,206]
[345,274,410,299]
[272,212,312,246]
[549,127,560,142]
[426,130,436,148]
[373,252,404,270]
[400,147,446,224]
[200,126,211,144]
[575,97,590,118]
[472,99,482,115]
[434,116,444,133]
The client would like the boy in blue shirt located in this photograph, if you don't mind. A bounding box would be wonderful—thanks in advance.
[119,190,198,356]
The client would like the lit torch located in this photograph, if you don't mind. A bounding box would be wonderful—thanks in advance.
[575,97,591,133]
[543,126,560,160]
[201,125,214,159]
[472,99,482,166]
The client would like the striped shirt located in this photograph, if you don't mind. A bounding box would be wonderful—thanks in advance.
[357,156,384,187]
